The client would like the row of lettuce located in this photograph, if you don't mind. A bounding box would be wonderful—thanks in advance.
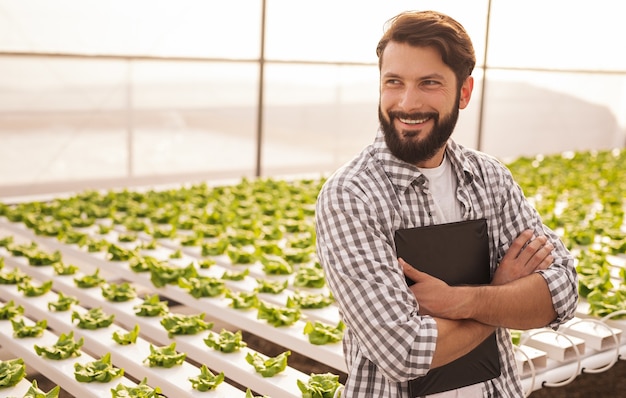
[0,254,343,397]
[1,355,339,398]
[0,234,342,338]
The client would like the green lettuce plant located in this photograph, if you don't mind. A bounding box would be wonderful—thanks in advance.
[133,294,169,317]
[245,351,290,377]
[111,377,164,398]
[72,308,115,329]
[203,330,247,353]
[0,358,26,388]
[303,320,345,345]
[74,352,124,383]
[34,331,84,360]
[188,364,225,392]
[144,343,186,368]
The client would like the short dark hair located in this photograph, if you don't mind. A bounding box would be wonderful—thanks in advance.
[376,10,476,87]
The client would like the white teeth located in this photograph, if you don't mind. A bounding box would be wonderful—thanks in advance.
[399,117,429,125]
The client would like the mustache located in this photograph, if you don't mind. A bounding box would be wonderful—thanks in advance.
[388,111,439,121]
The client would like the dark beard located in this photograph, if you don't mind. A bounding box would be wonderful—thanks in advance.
[379,100,460,165]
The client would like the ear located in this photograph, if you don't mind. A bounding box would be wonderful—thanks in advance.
[458,76,474,109]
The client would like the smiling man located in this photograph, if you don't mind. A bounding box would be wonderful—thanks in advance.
[315,10,578,397]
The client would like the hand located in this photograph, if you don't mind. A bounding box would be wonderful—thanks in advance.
[492,229,554,285]
[400,258,466,319]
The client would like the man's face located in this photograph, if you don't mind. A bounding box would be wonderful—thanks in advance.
[378,42,473,168]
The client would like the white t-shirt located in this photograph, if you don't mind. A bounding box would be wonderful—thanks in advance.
[417,154,462,224]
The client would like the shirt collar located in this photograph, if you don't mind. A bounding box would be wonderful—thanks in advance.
[370,128,475,192]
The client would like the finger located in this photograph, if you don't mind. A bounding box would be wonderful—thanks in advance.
[399,257,412,272]
[528,253,553,272]
[517,236,550,268]
[399,258,421,280]
[531,243,554,271]
[537,254,554,270]
[502,229,534,261]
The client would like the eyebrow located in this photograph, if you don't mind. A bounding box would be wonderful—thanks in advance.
[381,72,448,81]
[420,73,447,81]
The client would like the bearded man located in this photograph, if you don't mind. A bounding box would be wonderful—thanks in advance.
[315,10,578,398]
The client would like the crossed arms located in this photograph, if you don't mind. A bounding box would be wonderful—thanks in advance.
[402,230,562,368]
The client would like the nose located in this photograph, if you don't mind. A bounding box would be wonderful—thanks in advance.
[398,87,423,111]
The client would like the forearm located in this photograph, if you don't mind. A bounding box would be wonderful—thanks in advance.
[462,273,557,329]
[430,317,496,368]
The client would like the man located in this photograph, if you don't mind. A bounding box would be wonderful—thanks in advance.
[315,10,578,397]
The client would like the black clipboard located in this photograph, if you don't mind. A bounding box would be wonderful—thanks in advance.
[394,219,501,397]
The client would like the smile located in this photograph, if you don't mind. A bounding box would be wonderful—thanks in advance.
[398,116,430,125]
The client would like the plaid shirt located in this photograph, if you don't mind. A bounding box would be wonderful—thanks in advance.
[315,129,578,397]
